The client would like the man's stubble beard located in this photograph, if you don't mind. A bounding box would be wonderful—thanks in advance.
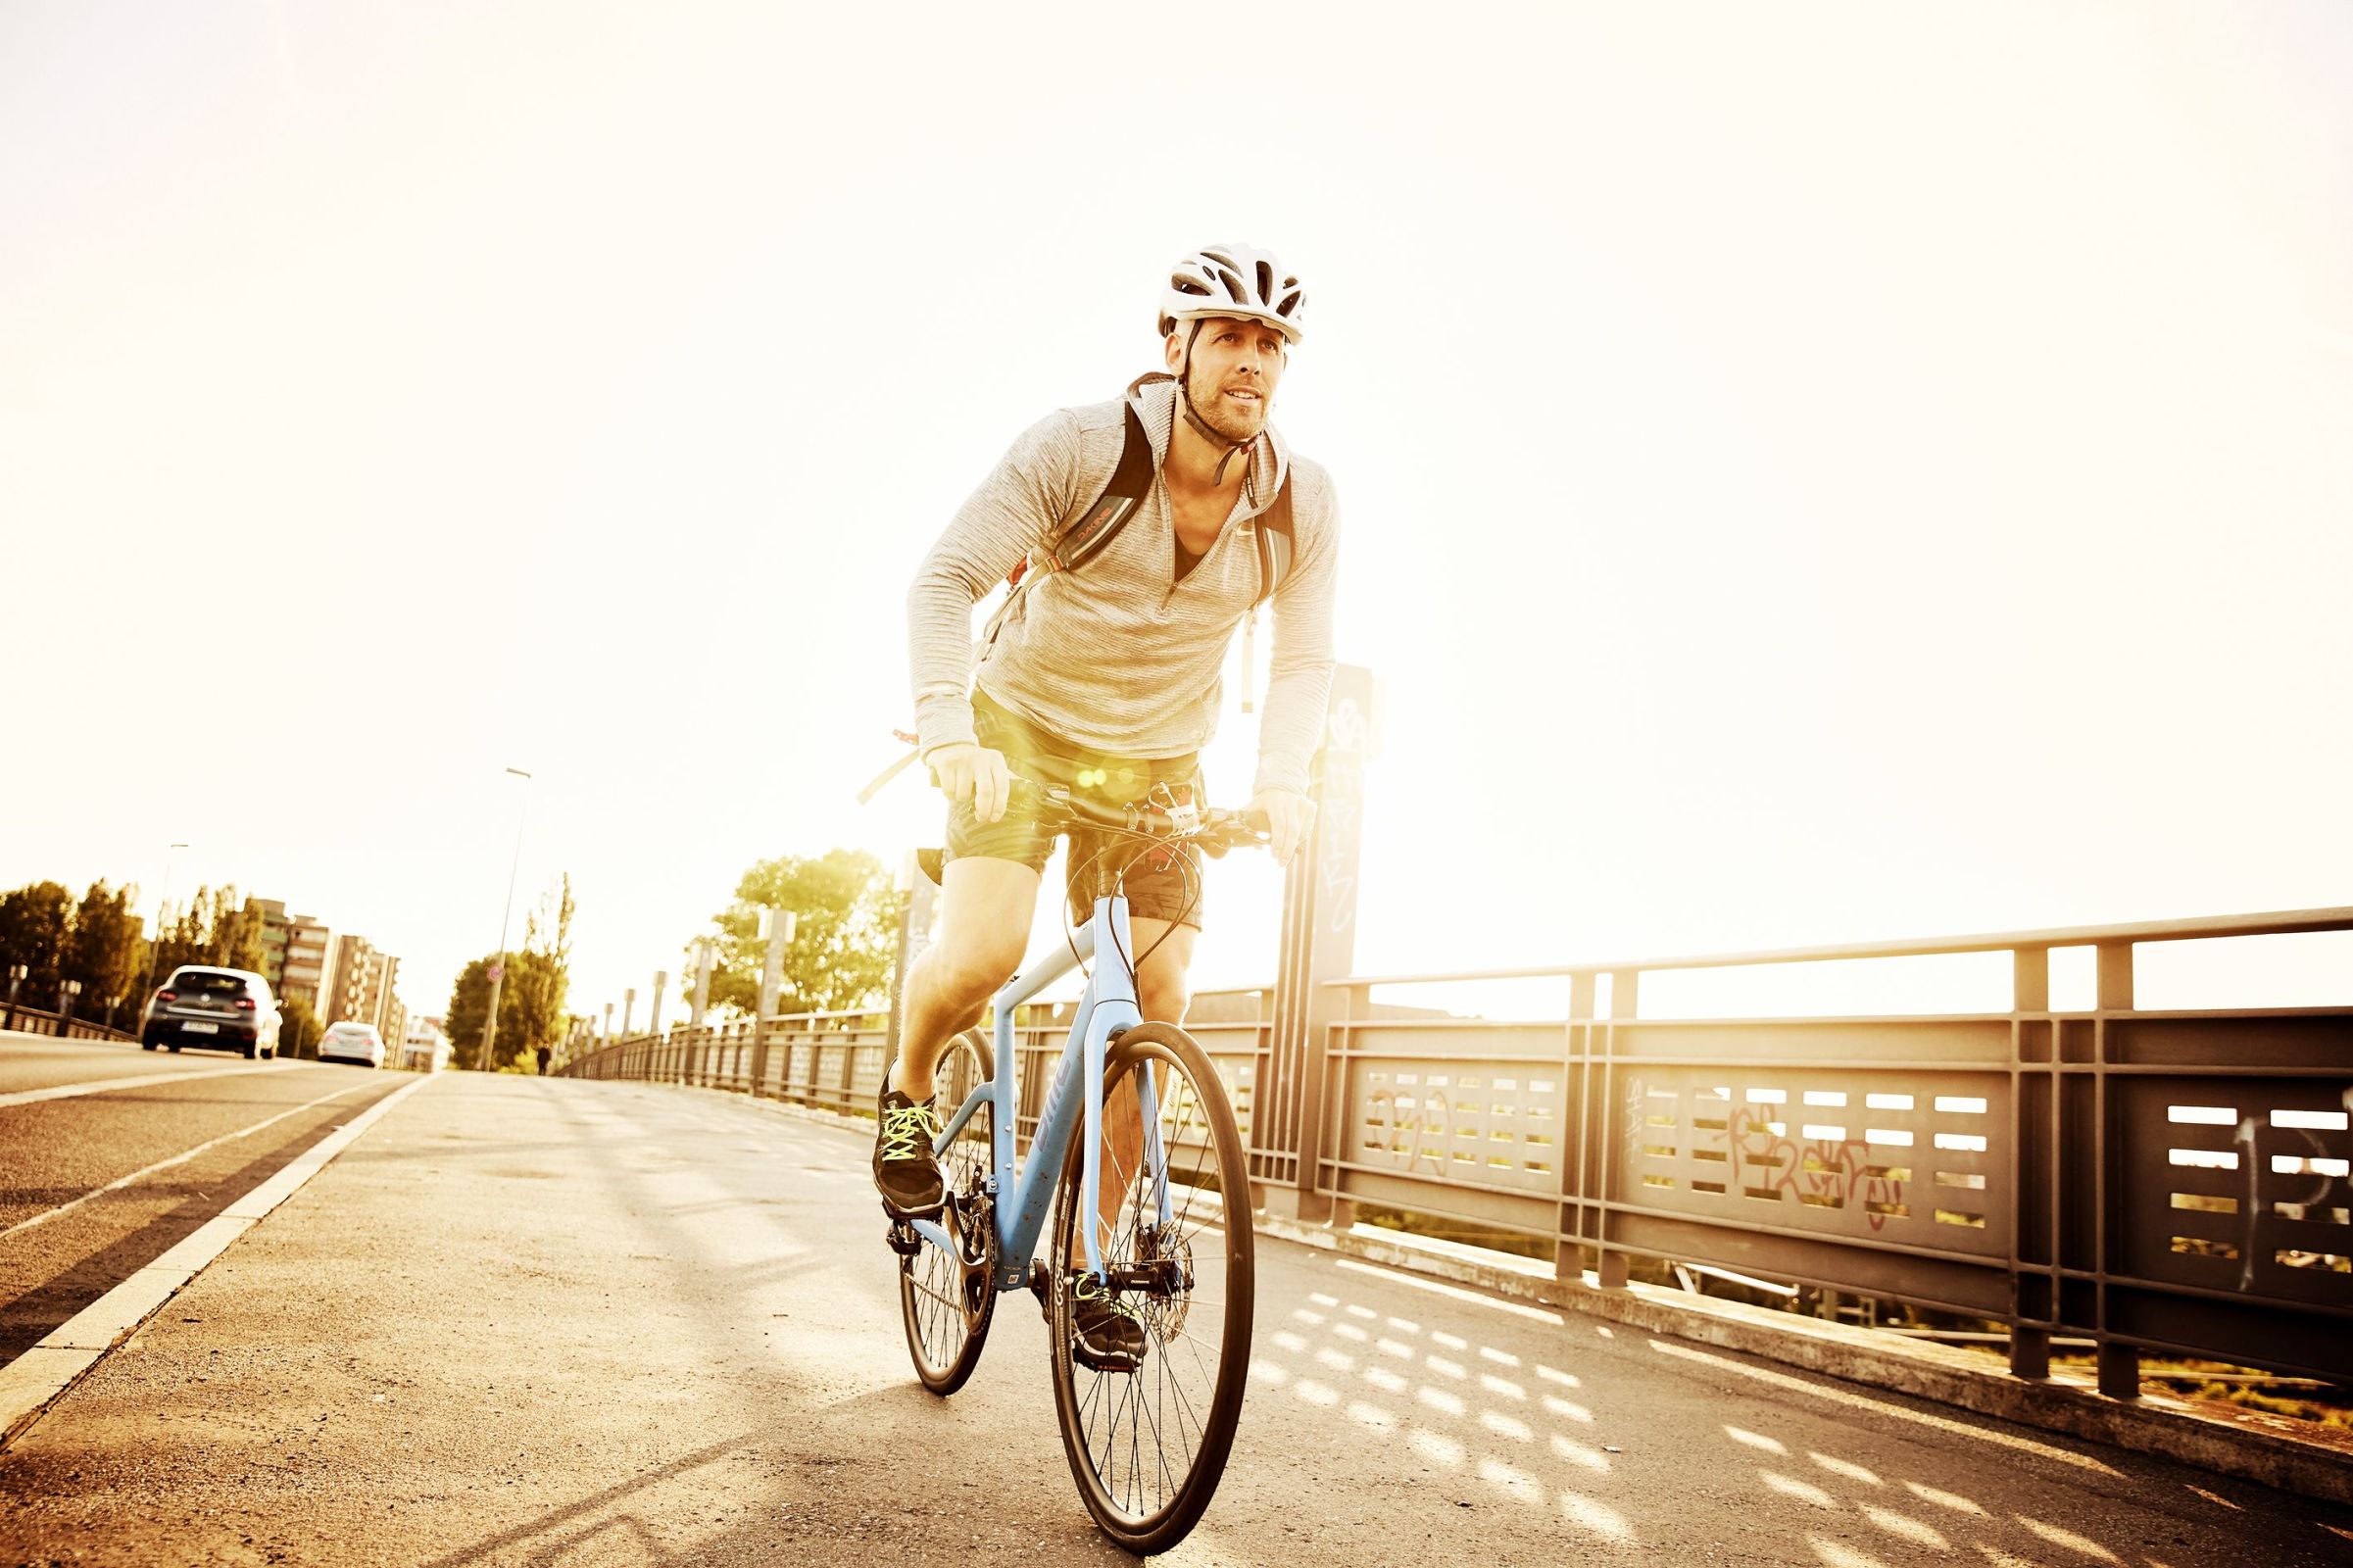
[1187,362,1269,446]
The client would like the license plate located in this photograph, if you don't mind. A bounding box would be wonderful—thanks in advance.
[181,1021,219,1035]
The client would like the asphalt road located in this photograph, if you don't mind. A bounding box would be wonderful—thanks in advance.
[0,1036,407,1369]
[1,1065,2348,1566]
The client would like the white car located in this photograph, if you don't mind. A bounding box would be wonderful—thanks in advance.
[319,1021,386,1068]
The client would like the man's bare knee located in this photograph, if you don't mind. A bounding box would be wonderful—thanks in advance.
[1139,978,1191,1024]
[915,857,1042,1019]
[1130,917,1198,1026]
[926,931,1025,1012]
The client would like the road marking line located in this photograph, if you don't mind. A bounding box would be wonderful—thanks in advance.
[0,1061,324,1111]
[0,1080,384,1242]
[0,1075,429,1451]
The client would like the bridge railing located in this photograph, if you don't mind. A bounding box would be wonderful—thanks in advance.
[1314,906,2353,1396]
[560,986,1280,1161]
[2,1002,136,1044]
[554,907,2351,1398]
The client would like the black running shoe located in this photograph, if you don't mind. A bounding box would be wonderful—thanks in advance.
[873,1084,945,1217]
[1068,1271,1149,1372]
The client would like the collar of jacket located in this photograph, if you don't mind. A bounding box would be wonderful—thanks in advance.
[1124,372,1291,516]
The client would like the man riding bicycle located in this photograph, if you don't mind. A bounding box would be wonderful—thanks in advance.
[883,242,1340,1365]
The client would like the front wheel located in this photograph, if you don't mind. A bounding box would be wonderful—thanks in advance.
[1047,1022,1254,1555]
[898,1028,998,1396]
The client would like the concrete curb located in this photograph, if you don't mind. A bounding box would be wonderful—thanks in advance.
[0,1076,430,1451]
[597,1076,2353,1509]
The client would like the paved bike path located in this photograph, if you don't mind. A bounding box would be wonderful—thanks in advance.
[2,1075,2345,1566]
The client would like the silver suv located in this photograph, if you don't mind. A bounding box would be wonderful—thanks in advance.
[141,966,282,1059]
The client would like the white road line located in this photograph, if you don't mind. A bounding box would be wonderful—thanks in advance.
[0,1061,321,1111]
[0,1075,429,1451]
[0,1080,386,1242]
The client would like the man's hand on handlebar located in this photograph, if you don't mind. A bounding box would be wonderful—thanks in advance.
[928,742,1012,823]
[1247,788,1315,865]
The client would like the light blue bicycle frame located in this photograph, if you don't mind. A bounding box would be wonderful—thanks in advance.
[906,890,1172,1291]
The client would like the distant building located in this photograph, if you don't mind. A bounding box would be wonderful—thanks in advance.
[248,902,405,1052]
[399,1016,452,1072]
[280,915,339,1015]
[326,937,402,1037]
[248,899,293,993]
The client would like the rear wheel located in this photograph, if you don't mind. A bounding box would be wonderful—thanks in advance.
[1047,1023,1254,1554]
[898,1028,998,1396]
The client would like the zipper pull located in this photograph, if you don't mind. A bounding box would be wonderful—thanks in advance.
[1241,608,1259,714]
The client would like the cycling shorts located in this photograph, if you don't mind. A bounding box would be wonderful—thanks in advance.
[945,688,1208,931]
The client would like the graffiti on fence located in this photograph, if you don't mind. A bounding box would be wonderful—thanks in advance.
[1725,1104,1905,1231]
[2234,1105,2353,1290]
[1365,1085,1453,1177]
[1623,1074,1648,1166]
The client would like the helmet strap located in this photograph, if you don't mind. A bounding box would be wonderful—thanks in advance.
[1176,320,1257,487]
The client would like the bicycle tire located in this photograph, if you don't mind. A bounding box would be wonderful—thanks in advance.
[1046,1022,1254,1553]
[898,1027,998,1395]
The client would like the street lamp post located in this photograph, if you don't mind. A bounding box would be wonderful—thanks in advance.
[133,842,189,1014]
[477,767,533,1072]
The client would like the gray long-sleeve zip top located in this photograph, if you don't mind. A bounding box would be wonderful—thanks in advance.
[906,375,1340,798]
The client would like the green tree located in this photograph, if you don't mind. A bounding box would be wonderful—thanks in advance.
[143,884,265,987]
[277,993,324,1058]
[447,874,575,1070]
[693,849,907,1018]
[509,875,574,1063]
[63,882,145,1030]
[197,886,266,971]
[0,882,76,1010]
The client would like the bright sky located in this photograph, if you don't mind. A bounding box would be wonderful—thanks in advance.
[7,2,2349,1029]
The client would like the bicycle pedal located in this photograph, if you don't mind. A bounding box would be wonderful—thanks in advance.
[885,1218,922,1257]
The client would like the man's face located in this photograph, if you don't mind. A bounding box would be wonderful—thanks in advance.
[1165,316,1289,445]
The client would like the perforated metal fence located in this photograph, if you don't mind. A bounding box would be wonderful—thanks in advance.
[562,908,2352,1395]
[562,988,1272,1156]
[1311,910,2353,1393]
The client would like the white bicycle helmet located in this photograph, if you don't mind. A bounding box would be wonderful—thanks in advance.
[1157,243,1306,344]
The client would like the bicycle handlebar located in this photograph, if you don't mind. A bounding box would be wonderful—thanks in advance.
[1006,774,1271,857]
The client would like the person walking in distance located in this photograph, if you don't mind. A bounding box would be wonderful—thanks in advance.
[883,243,1340,1367]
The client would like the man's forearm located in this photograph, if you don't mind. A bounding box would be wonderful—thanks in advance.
[1251,659,1336,797]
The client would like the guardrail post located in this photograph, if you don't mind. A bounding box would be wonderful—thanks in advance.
[689,944,712,1031]
[1265,664,1376,1224]
[1555,972,1599,1284]
[2093,940,2139,1399]
[2010,946,2053,1379]
[1596,968,1639,1290]
[885,869,935,1068]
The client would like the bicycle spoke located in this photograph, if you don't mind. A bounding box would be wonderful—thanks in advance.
[1050,1027,1250,1551]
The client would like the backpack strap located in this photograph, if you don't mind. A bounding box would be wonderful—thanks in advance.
[1041,403,1153,575]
